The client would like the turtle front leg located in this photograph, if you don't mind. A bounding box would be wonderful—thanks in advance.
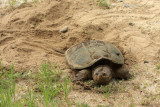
[113,66,131,80]
[72,69,92,82]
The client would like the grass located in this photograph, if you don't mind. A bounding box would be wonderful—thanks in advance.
[32,0,40,3]
[76,103,90,107]
[94,80,127,98]
[23,0,28,3]
[0,60,159,106]
[96,0,111,8]
[0,65,15,106]
[7,0,40,7]
[76,103,110,107]
[130,99,135,107]
[8,0,18,6]
[96,105,110,107]
[0,61,72,106]
[156,62,160,69]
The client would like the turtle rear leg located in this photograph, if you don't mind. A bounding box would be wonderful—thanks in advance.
[113,66,131,80]
[72,69,92,82]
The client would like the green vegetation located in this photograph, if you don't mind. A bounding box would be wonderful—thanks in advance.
[23,0,28,3]
[96,105,110,107]
[8,0,40,7]
[32,0,40,3]
[156,62,160,69]
[130,99,135,107]
[96,0,111,8]
[94,80,127,98]
[8,0,18,6]
[0,62,72,106]
[0,65,18,107]
[76,103,90,107]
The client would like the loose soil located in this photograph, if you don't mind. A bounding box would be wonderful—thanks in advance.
[0,0,160,106]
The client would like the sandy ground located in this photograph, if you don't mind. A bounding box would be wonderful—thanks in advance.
[0,0,160,106]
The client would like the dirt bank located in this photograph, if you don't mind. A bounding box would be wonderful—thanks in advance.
[0,0,160,106]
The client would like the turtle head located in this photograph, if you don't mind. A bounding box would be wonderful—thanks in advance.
[92,65,112,85]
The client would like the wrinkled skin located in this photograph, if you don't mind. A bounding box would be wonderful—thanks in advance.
[92,65,112,84]
[72,65,131,85]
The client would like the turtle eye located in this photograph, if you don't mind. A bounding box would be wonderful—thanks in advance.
[116,53,120,56]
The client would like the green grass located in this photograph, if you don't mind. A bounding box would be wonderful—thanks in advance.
[8,0,40,7]
[0,62,72,106]
[0,65,23,107]
[130,99,135,107]
[96,0,110,8]
[94,80,127,98]
[96,105,110,107]
[76,103,90,107]
[156,62,160,69]
[8,0,18,6]
[23,0,28,3]
[32,0,40,3]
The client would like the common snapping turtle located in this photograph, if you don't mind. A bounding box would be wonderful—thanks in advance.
[65,40,131,84]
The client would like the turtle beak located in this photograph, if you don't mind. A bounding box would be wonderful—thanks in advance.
[92,65,112,84]
[102,72,107,76]
[93,73,112,85]
[100,74,112,82]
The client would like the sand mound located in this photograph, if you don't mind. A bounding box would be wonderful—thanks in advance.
[0,0,148,71]
[0,0,160,72]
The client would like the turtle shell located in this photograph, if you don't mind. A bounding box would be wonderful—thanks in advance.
[65,40,124,69]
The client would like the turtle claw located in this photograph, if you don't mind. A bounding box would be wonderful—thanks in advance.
[125,72,132,80]
[114,67,132,80]
[121,68,132,80]
[72,69,92,82]
[72,76,80,82]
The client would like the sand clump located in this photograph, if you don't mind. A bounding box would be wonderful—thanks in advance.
[0,0,160,106]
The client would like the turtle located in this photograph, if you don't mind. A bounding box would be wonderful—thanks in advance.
[65,40,131,85]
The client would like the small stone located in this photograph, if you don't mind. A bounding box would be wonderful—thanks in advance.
[11,45,16,49]
[30,25,35,28]
[144,61,149,63]
[60,26,68,33]
[125,4,130,7]
[129,22,134,26]
[125,4,134,7]
[124,4,137,7]
[0,12,4,16]
[119,0,123,2]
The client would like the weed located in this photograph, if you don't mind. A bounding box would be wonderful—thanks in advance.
[105,90,110,98]
[141,94,160,106]
[0,61,2,70]
[23,0,28,3]
[8,0,18,6]
[76,103,90,107]
[0,62,72,106]
[0,65,17,107]
[7,0,40,7]
[32,0,40,3]
[156,62,160,69]
[133,64,139,70]
[62,78,72,98]
[36,62,72,106]
[130,99,135,107]
[96,0,111,8]
[94,80,127,97]
[96,105,110,107]
[27,88,36,107]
